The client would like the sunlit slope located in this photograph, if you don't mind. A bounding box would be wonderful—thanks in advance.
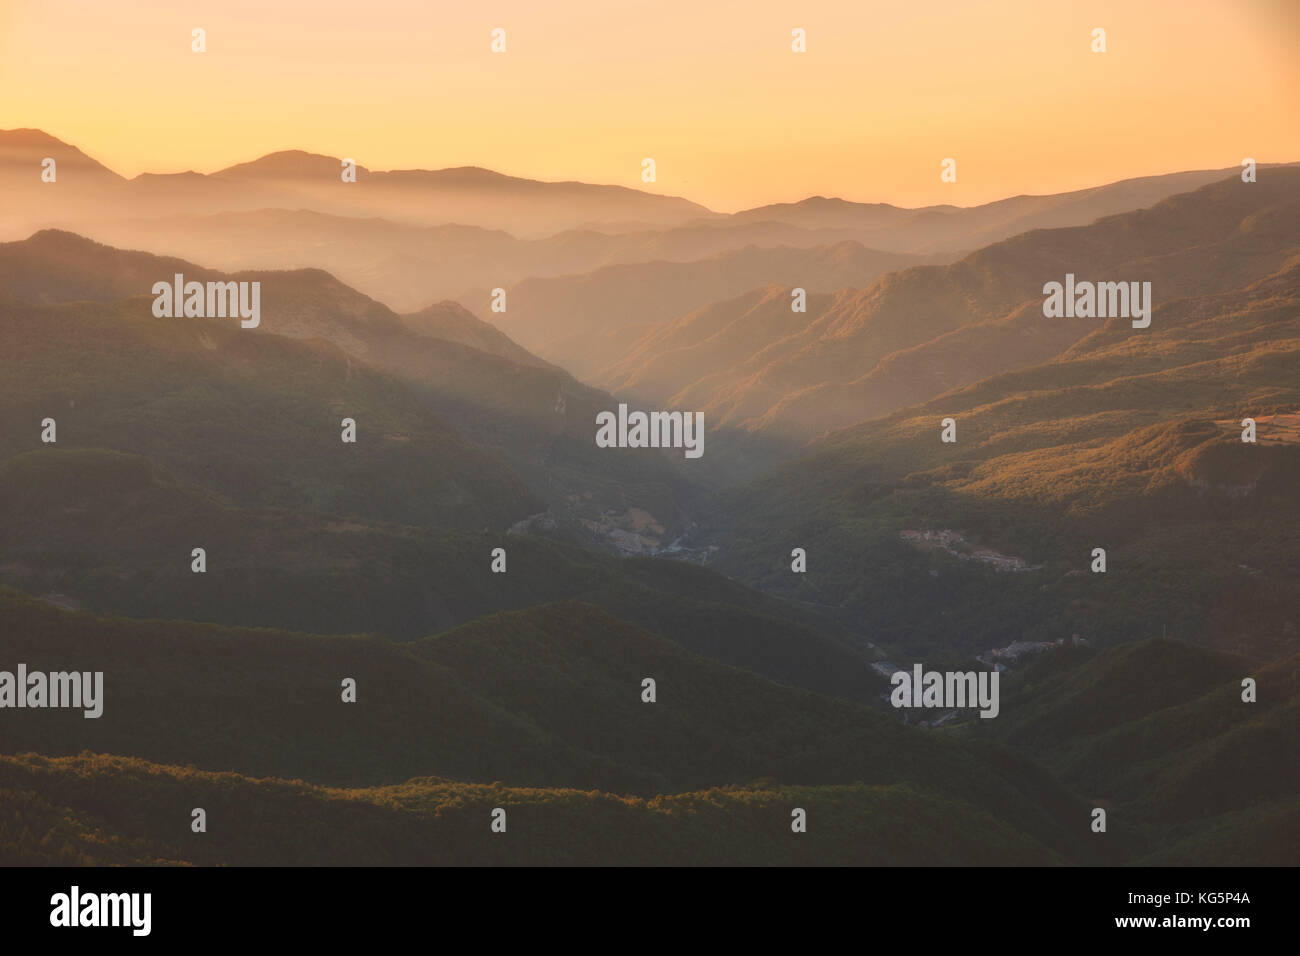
[0,754,1062,866]
[712,257,1300,661]
[605,170,1299,441]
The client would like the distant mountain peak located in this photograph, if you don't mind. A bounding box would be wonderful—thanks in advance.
[0,128,69,146]
[417,165,515,182]
[130,170,207,181]
[23,228,107,248]
[214,149,365,178]
[0,128,124,180]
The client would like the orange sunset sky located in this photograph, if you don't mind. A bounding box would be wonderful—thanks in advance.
[2,0,1297,211]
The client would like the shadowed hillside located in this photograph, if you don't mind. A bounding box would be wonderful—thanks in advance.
[0,591,1089,862]
[0,230,699,549]
[978,639,1300,863]
[0,755,1062,866]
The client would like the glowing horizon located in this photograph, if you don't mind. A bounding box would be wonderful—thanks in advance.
[3,0,1296,212]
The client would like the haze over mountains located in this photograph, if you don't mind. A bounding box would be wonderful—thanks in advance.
[1,129,1261,315]
[709,234,1300,666]
[0,229,705,555]
[2,128,1298,866]
[604,170,1300,440]
[0,129,712,238]
[491,242,928,380]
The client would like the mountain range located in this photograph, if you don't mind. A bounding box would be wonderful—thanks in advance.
[2,128,1297,866]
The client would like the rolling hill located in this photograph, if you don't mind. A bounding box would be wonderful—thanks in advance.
[0,590,1088,863]
[0,755,1062,866]
[977,638,1300,864]
[5,594,1293,864]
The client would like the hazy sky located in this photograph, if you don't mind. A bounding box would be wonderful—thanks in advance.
[3,0,1296,211]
